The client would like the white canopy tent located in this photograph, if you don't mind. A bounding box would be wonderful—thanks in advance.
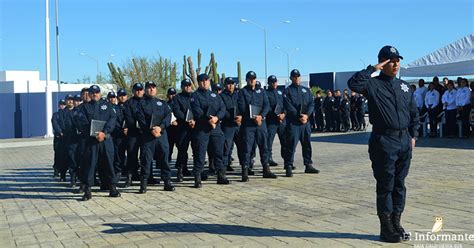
[400,33,474,77]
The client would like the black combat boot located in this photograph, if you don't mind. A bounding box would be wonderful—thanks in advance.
[123,173,132,188]
[269,160,278,167]
[81,186,92,201]
[70,172,76,188]
[60,172,66,182]
[226,165,234,171]
[148,174,160,185]
[262,164,277,179]
[247,168,255,175]
[194,174,202,188]
[74,184,84,194]
[217,170,230,185]
[139,177,147,194]
[285,166,293,177]
[109,184,121,197]
[378,213,401,243]
[392,212,410,241]
[241,166,249,182]
[304,164,320,174]
[176,168,184,182]
[164,180,175,191]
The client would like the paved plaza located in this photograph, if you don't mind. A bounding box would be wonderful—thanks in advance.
[0,130,473,247]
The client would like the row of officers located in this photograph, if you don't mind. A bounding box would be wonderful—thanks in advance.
[52,69,320,201]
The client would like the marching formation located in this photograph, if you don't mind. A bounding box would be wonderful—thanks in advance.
[51,69,320,201]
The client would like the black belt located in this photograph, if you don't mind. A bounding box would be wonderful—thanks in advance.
[373,128,408,137]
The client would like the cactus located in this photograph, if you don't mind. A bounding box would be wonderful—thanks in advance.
[221,73,226,83]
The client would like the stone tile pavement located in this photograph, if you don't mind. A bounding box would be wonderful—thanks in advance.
[0,131,473,247]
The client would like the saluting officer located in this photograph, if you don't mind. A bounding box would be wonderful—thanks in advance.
[190,73,229,188]
[236,71,277,182]
[76,85,120,201]
[172,79,195,181]
[348,45,419,243]
[265,75,287,167]
[123,83,145,188]
[135,81,175,193]
[283,69,319,177]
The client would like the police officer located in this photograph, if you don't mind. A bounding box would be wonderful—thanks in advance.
[350,91,359,131]
[123,83,145,188]
[111,90,128,184]
[167,87,179,162]
[62,94,80,187]
[72,88,91,194]
[333,89,342,132]
[172,79,195,182]
[213,82,223,94]
[265,75,287,167]
[73,94,82,107]
[456,78,471,138]
[76,85,120,201]
[356,93,367,131]
[236,71,277,182]
[442,81,457,137]
[220,77,243,172]
[52,99,66,178]
[348,45,419,242]
[283,69,319,177]
[322,90,335,132]
[425,83,440,137]
[314,91,325,132]
[190,73,229,188]
[135,81,175,193]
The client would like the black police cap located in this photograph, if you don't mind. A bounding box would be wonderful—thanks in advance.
[197,73,209,82]
[74,94,81,101]
[145,81,156,88]
[246,71,257,80]
[58,99,66,105]
[167,88,177,95]
[65,94,74,100]
[290,69,301,78]
[378,45,404,60]
[107,92,116,98]
[117,89,127,96]
[88,85,101,93]
[267,75,277,84]
[80,87,89,94]
[213,83,223,91]
[132,83,144,91]
[224,77,235,85]
[181,78,192,87]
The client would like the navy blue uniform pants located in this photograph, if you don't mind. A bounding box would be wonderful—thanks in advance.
[113,136,127,176]
[356,111,366,129]
[369,131,412,215]
[65,137,78,175]
[192,127,225,175]
[82,138,117,187]
[284,123,313,168]
[445,109,457,137]
[241,124,269,168]
[315,111,324,131]
[126,134,141,176]
[167,125,179,161]
[222,125,243,167]
[140,133,171,181]
[176,126,193,170]
[266,122,286,162]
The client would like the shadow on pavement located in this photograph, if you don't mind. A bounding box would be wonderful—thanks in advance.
[102,223,379,241]
[311,132,370,145]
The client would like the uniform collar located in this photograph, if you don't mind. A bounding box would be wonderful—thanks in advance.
[379,72,396,81]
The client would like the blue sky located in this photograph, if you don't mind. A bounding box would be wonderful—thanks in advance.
[0,0,473,82]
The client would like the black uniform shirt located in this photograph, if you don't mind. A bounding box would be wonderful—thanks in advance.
[123,96,143,134]
[172,92,192,127]
[323,96,335,113]
[283,83,314,124]
[348,66,420,137]
[76,99,117,138]
[111,103,126,137]
[266,88,286,125]
[220,90,239,127]
[190,88,226,130]
[51,111,63,137]
[237,85,270,126]
[135,95,171,134]
[314,97,323,114]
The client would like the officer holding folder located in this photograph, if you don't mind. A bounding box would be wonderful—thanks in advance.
[265,75,287,167]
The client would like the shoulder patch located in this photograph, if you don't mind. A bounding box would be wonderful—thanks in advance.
[278,90,282,95]
[211,93,217,98]
[256,89,261,94]
[101,105,107,110]
[400,84,409,93]
[157,101,163,106]
[302,88,307,93]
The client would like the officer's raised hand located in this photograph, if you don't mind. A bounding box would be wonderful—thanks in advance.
[96,131,106,142]
[374,59,391,71]
[234,115,242,125]
[151,126,162,138]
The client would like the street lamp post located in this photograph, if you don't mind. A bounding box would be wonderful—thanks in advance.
[240,19,290,80]
[276,46,299,82]
[80,52,99,83]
